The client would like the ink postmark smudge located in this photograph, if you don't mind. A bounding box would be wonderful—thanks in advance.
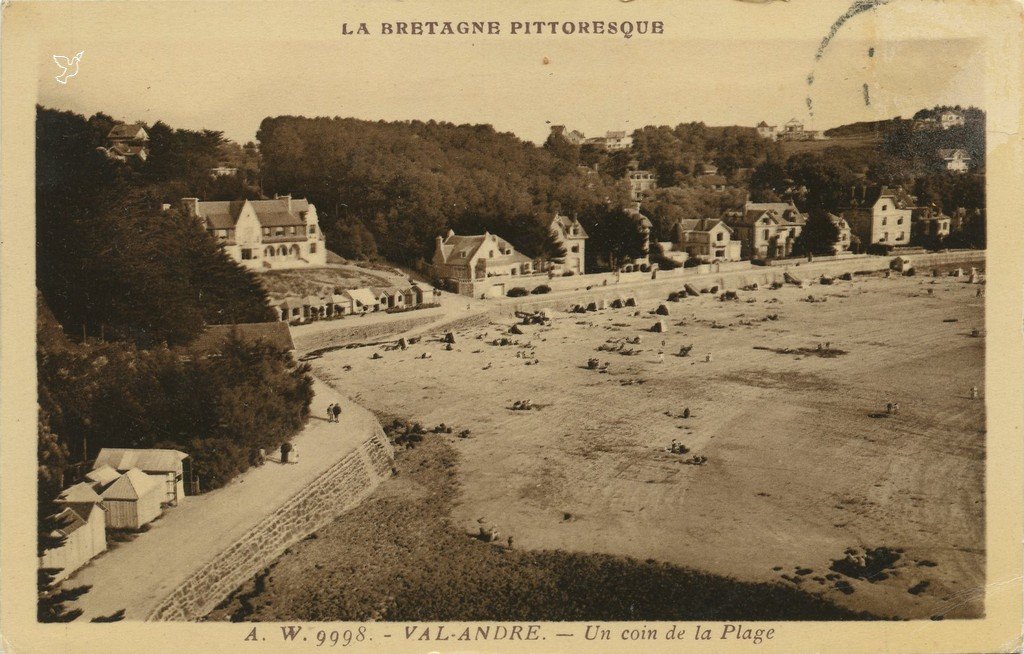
[806,0,889,117]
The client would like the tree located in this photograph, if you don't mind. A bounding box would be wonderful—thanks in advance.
[792,209,840,257]
[581,207,646,272]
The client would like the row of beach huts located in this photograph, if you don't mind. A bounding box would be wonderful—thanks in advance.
[41,448,188,582]
[268,283,441,324]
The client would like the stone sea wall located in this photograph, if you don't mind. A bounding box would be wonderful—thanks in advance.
[147,430,394,621]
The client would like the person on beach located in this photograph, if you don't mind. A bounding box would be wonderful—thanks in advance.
[332,403,342,423]
[327,403,336,422]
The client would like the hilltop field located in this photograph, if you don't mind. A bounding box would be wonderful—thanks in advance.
[216,270,985,621]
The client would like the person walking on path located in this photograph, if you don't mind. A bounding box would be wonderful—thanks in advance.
[326,403,336,422]
[332,403,342,424]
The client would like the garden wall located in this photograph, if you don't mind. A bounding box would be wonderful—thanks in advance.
[147,429,395,621]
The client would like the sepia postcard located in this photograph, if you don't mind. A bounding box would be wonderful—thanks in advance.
[1,0,1022,652]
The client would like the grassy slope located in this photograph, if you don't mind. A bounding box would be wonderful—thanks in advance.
[259,264,411,299]
[209,437,875,622]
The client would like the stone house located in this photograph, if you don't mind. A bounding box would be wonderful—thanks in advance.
[431,230,533,283]
[671,218,742,262]
[549,214,588,274]
[182,195,327,271]
[843,186,915,247]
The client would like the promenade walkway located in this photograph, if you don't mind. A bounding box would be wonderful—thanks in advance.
[68,378,376,621]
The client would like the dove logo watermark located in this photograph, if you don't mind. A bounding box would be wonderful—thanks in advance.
[53,51,84,85]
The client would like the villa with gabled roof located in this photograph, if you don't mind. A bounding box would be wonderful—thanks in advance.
[432,230,533,283]
[181,195,326,271]
[550,214,588,274]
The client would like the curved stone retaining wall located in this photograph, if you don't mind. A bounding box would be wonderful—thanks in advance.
[147,430,394,621]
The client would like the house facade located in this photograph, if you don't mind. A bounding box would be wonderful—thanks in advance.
[626,169,657,201]
[432,230,533,283]
[671,218,742,262]
[843,186,915,247]
[756,121,778,140]
[938,148,971,172]
[549,214,588,274]
[723,201,807,259]
[912,207,952,240]
[182,195,327,271]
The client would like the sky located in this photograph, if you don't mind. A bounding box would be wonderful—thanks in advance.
[32,0,987,145]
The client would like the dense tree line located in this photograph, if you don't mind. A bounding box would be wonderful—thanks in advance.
[39,333,313,493]
[37,106,274,347]
[257,116,633,269]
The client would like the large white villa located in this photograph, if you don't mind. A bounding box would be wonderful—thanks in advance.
[182,195,327,271]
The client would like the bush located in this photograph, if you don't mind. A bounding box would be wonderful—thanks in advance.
[561,270,575,277]
[865,243,892,256]
[506,287,529,298]
[639,263,650,273]
[683,258,702,268]
[531,285,551,295]
[621,264,634,273]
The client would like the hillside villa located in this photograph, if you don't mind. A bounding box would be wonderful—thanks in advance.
[182,195,327,271]
[938,148,971,172]
[842,186,915,247]
[723,201,806,259]
[626,169,657,201]
[99,122,149,162]
[549,214,588,275]
[939,110,966,129]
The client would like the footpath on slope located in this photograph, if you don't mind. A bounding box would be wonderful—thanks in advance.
[68,377,378,621]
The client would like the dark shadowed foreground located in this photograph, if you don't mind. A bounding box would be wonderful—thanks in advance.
[209,438,873,622]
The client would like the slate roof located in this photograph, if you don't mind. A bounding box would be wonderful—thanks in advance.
[676,218,732,234]
[191,197,311,231]
[437,232,530,265]
[730,202,806,226]
[846,185,916,210]
[107,123,148,140]
[551,214,589,239]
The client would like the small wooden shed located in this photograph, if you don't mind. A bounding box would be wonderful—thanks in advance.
[100,468,163,530]
[42,487,107,582]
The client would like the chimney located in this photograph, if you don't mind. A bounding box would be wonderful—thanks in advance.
[446,228,455,238]
[182,197,199,216]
